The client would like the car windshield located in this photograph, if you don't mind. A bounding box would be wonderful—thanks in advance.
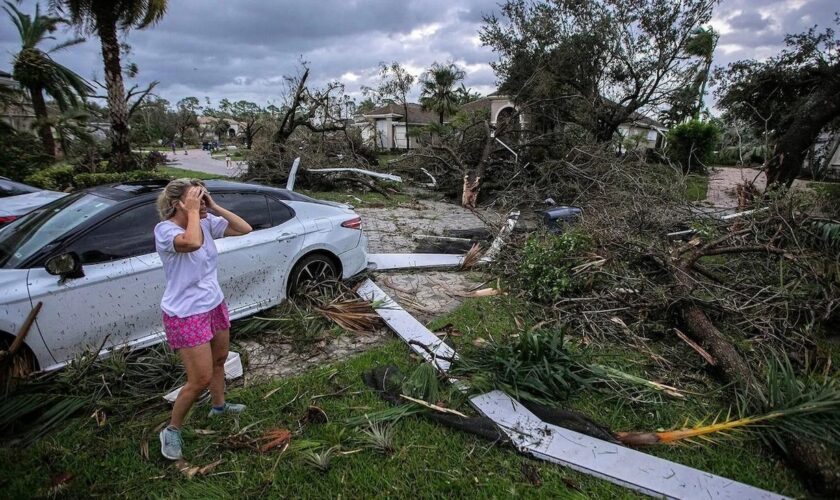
[0,178,40,197]
[0,193,117,268]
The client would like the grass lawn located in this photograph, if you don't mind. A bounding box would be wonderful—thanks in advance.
[0,295,805,498]
[155,166,229,180]
[684,174,709,202]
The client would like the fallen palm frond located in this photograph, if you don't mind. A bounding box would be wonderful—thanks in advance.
[402,362,440,403]
[452,328,686,406]
[257,428,293,453]
[314,297,381,332]
[459,243,484,270]
[615,354,840,448]
[586,364,685,400]
[0,393,90,445]
[345,404,422,427]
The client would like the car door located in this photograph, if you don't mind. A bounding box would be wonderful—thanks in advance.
[27,202,165,365]
[210,192,304,317]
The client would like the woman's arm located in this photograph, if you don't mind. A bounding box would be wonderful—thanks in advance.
[173,187,204,252]
[204,192,252,236]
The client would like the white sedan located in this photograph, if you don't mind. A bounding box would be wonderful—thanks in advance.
[0,179,368,373]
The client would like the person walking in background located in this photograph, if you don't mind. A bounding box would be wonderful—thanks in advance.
[225,152,231,169]
[154,179,252,460]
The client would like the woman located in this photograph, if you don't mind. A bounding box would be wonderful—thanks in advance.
[154,179,252,460]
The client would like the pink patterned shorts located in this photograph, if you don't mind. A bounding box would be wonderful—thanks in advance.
[162,301,230,350]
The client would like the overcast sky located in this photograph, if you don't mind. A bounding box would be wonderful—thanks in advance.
[1,0,836,110]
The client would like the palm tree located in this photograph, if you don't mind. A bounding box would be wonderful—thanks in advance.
[51,0,168,171]
[4,1,91,158]
[419,62,466,125]
[684,26,718,120]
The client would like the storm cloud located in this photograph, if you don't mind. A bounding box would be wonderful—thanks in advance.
[0,0,835,108]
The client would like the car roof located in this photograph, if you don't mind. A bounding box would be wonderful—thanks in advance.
[84,179,330,205]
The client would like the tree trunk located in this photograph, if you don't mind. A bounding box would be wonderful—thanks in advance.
[675,259,840,494]
[96,14,134,172]
[403,101,410,151]
[460,121,495,208]
[766,78,840,186]
[28,85,56,158]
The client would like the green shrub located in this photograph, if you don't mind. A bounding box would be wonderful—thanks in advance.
[666,120,720,173]
[24,164,75,190]
[518,229,593,302]
[0,131,53,181]
[72,170,161,189]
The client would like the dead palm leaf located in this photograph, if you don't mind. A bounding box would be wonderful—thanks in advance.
[459,243,484,270]
[314,297,381,332]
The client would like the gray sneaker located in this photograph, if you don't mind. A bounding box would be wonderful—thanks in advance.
[208,402,246,417]
[159,425,183,460]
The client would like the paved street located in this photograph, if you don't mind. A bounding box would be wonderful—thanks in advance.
[166,148,246,177]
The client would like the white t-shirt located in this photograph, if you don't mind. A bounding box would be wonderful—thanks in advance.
[154,213,229,318]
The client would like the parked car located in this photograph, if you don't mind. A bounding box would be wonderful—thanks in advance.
[0,179,368,374]
[0,177,67,227]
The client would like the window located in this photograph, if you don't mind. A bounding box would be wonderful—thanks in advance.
[0,193,117,268]
[64,203,159,264]
[0,179,39,198]
[212,193,271,230]
[267,197,293,226]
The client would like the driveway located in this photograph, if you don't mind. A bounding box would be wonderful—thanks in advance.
[166,149,245,177]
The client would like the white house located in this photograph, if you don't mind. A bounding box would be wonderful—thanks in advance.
[197,116,244,142]
[356,103,439,150]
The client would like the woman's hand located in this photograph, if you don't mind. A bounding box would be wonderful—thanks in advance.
[178,186,203,213]
[202,189,219,210]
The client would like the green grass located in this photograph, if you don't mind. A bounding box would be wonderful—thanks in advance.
[684,174,709,202]
[300,189,414,208]
[810,181,840,204]
[0,296,807,497]
[427,296,807,498]
[154,166,229,180]
[0,339,625,498]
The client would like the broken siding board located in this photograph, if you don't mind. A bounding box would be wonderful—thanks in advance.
[367,253,464,271]
[357,279,456,371]
[470,391,787,500]
[306,168,402,183]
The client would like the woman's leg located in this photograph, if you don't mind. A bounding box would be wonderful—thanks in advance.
[208,329,230,407]
[171,343,214,428]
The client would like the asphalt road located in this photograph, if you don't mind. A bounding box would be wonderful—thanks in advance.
[168,149,246,177]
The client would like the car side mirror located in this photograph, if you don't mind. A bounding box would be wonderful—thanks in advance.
[45,252,84,279]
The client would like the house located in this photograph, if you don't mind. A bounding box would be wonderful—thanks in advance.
[197,116,244,142]
[0,69,36,131]
[460,92,668,151]
[356,103,439,150]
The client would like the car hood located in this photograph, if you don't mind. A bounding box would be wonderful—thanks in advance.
[0,191,68,216]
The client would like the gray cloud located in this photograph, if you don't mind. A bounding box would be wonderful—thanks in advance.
[0,0,835,111]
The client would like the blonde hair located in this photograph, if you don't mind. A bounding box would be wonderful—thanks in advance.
[156,178,205,220]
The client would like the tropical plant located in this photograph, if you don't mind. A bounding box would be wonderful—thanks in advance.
[357,422,395,454]
[51,0,168,171]
[684,26,718,119]
[419,62,466,125]
[4,1,91,158]
[616,354,840,450]
[666,119,720,173]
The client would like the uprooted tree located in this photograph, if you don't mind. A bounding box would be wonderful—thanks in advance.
[715,20,840,186]
[492,146,840,492]
[480,0,717,142]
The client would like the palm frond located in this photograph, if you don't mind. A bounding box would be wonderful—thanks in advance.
[616,353,840,449]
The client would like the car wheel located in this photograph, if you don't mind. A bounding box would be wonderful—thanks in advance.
[287,253,338,296]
